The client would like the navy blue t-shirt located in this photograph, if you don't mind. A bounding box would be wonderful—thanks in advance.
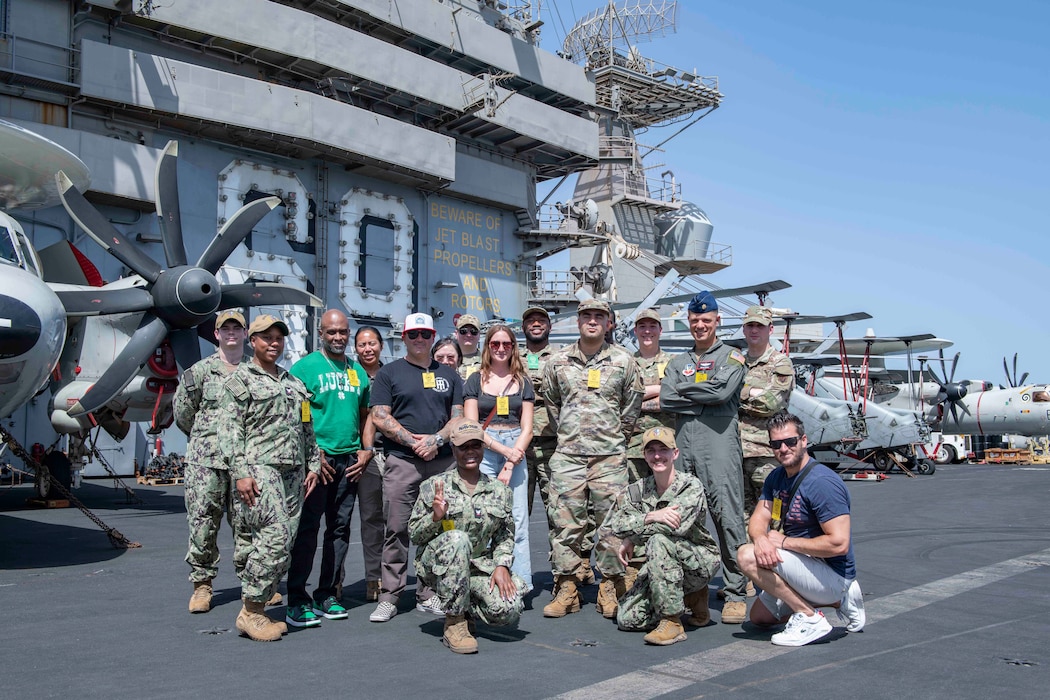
[370,357,463,459]
[761,460,856,580]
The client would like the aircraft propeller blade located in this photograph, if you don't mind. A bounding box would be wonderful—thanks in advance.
[156,141,188,268]
[220,282,322,310]
[1019,372,1030,386]
[197,197,281,274]
[1003,356,1013,387]
[947,351,960,383]
[66,313,170,417]
[169,327,203,372]
[56,171,162,284]
[55,287,153,317]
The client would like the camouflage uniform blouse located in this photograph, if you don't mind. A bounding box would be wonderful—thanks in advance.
[173,354,246,470]
[542,341,644,456]
[520,343,558,439]
[409,470,515,575]
[603,471,719,555]
[218,361,322,481]
[739,346,795,459]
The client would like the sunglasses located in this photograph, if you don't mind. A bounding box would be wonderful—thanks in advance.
[406,330,434,340]
[769,436,801,450]
[458,328,479,336]
[489,341,513,350]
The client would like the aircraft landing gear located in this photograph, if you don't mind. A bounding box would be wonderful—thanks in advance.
[872,450,893,472]
[916,459,936,475]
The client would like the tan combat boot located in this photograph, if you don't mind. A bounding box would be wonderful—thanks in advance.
[265,590,283,606]
[580,567,596,586]
[684,586,710,626]
[188,580,212,614]
[366,579,381,602]
[721,600,747,625]
[442,614,478,654]
[543,576,582,618]
[236,600,283,642]
[644,616,687,646]
[595,576,622,619]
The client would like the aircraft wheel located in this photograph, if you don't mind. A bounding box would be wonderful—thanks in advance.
[35,466,51,499]
[916,459,936,475]
[934,445,957,465]
[872,451,892,472]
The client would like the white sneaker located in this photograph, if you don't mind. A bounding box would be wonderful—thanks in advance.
[369,601,398,623]
[837,579,865,632]
[771,611,833,647]
[415,597,445,616]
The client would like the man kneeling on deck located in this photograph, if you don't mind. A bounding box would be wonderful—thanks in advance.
[737,410,865,647]
[409,420,524,654]
[603,427,721,646]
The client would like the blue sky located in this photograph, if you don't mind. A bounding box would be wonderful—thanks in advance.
[539,1,1048,384]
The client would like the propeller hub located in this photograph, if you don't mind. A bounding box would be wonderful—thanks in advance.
[151,265,222,327]
[945,383,967,402]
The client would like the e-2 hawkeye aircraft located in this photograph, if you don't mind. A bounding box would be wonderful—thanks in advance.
[0,119,320,493]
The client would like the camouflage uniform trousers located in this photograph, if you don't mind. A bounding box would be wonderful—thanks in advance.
[233,464,305,603]
[417,530,523,626]
[616,533,721,631]
[742,456,778,520]
[547,452,628,578]
[526,436,557,520]
[184,462,235,583]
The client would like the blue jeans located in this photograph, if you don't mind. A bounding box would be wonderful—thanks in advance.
[480,427,532,589]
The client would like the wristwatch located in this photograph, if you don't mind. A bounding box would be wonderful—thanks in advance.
[434,434,446,447]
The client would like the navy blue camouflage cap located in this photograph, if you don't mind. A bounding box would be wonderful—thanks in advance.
[687,290,718,314]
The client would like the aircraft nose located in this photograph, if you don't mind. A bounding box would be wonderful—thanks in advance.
[0,296,42,360]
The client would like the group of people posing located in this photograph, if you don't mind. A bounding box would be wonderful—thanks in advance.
[173,291,865,653]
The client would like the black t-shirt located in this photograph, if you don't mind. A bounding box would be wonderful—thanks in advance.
[463,371,534,427]
[370,357,463,458]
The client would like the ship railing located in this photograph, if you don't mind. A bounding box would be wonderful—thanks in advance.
[0,32,77,91]
[615,171,681,203]
[528,269,583,303]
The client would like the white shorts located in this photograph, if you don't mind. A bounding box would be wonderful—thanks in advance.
[757,549,851,619]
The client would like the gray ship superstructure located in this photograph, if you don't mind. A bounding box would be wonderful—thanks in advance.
[1,0,600,472]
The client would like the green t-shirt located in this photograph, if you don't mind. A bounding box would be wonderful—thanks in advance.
[290,351,370,455]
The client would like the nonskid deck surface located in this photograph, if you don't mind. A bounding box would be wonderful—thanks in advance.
[2,464,1048,699]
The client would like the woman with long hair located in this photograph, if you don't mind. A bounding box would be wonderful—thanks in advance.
[463,324,535,591]
[354,326,386,603]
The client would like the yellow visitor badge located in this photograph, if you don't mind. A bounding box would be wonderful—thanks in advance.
[348,369,360,387]
[496,395,510,416]
[694,372,708,383]
[657,361,667,379]
[771,497,783,521]
[422,372,436,389]
[587,368,601,388]
[301,401,311,423]
[441,519,455,531]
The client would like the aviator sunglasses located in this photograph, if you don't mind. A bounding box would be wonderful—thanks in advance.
[769,436,801,450]
[489,341,513,350]
[406,329,434,340]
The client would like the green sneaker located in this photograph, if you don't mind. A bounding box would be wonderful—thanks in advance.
[286,603,322,628]
[313,596,349,620]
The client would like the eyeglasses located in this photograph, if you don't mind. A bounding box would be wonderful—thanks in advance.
[406,330,434,340]
[489,341,513,351]
[458,328,479,336]
[769,436,801,450]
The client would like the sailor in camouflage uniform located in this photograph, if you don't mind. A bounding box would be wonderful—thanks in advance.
[173,309,248,614]
[660,291,749,625]
[627,309,676,482]
[520,306,558,518]
[605,427,721,645]
[219,314,323,642]
[541,299,643,619]
[409,420,523,654]
[739,305,794,517]
[456,314,482,380]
